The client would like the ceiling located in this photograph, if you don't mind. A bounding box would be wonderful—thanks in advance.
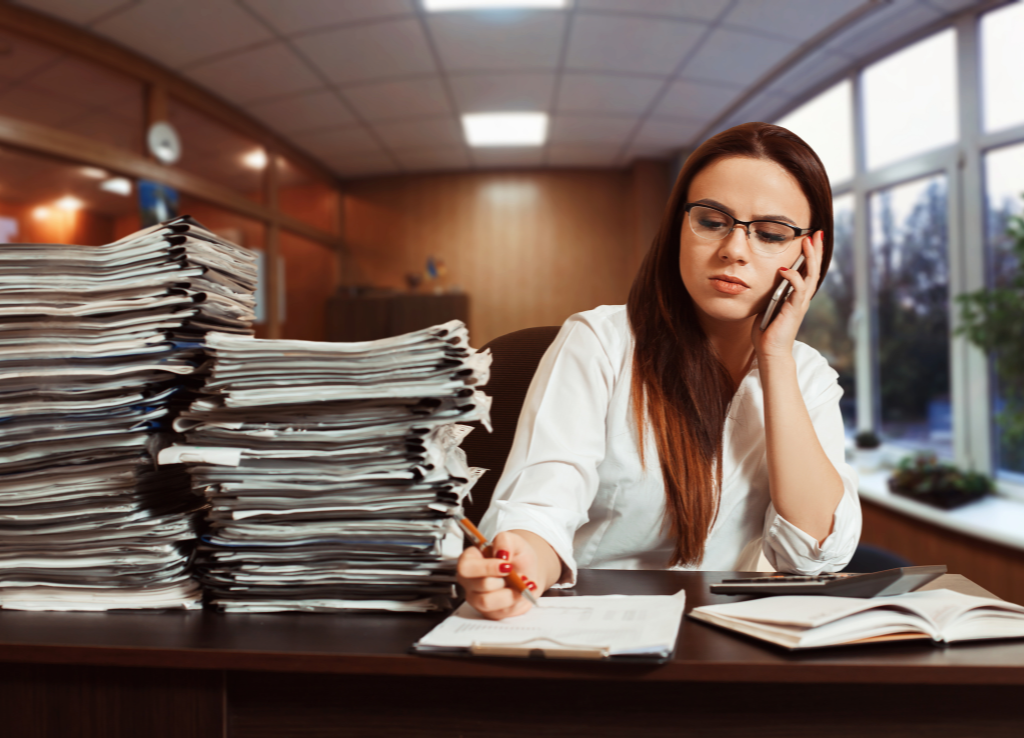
[7,0,987,179]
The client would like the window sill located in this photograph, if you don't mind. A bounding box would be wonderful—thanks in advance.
[857,469,1024,554]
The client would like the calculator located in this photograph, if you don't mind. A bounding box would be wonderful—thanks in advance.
[709,565,947,598]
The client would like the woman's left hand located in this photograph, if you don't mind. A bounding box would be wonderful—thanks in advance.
[752,230,825,361]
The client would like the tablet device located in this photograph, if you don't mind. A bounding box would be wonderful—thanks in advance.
[709,565,947,598]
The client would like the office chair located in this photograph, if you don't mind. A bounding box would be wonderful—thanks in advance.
[460,325,561,525]
[458,323,896,573]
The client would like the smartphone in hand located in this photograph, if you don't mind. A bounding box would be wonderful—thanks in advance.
[759,253,806,331]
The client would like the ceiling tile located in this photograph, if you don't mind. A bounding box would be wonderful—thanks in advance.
[187,42,323,105]
[556,73,663,114]
[765,50,854,99]
[24,57,141,108]
[12,0,132,26]
[545,144,621,167]
[344,78,453,122]
[245,90,357,135]
[652,78,738,122]
[632,117,704,151]
[393,146,472,171]
[241,0,416,36]
[548,114,636,145]
[575,1,726,23]
[92,1,274,69]
[449,73,555,113]
[426,11,566,72]
[623,145,676,163]
[824,1,943,57]
[292,125,382,158]
[680,27,798,86]
[472,148,545,168]
[723,0,869,42]
[374,118,464,149]
[294,18,436,85]
[566,14,706,76]
[921,0,983,13]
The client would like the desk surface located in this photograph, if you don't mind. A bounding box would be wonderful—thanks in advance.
[1,570,1022,685]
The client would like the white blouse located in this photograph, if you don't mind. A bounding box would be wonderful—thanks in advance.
[478,304,861,586]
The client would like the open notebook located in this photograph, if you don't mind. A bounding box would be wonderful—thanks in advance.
[689,588,1024,650]
[413,590,687,661]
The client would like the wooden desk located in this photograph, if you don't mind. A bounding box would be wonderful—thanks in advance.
[2,570,1022,737]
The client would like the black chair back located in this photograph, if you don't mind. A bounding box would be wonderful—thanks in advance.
[460,326,560,524]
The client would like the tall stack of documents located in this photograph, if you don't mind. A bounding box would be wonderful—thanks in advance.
[159,321,491,612]
[0,216,257,610]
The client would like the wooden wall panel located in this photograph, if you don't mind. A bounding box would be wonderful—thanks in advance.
[342,165,671,348]
[860,500,1024,605]
[280,230,339,342]
[0,199,115,245]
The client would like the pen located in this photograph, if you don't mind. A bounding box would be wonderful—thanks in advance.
[457,517,540,607]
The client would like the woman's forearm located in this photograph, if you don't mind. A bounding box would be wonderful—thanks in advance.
[759,356,844,543]
[511,529,563,592]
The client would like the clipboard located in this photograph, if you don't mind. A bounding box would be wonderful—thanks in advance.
[411,590,686,663]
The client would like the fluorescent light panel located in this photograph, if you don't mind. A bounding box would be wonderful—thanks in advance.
[462,113,548,147]
[424,0,567,11]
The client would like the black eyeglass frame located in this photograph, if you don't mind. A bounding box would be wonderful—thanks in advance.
[682,202,814,242]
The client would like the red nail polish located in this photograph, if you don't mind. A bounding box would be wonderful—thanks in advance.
[779,267,788,272]
[495,550,510,560]
[527,583,537,591]
[499,563,512,573]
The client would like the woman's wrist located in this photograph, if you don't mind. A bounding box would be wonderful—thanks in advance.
[510,529,562,592]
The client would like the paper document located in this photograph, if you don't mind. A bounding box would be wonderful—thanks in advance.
[414,590,686,660]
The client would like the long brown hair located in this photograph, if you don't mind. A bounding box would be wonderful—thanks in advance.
[628,122,834,567]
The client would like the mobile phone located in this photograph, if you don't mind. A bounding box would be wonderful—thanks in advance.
[759,253,806,331]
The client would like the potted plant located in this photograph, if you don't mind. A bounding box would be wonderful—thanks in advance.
[956,195,1024,457]
[853,430,883,471]
[888,453,993,510]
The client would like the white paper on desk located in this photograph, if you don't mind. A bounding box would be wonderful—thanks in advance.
[414,589,687,658]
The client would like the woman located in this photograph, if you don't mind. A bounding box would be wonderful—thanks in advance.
[458,122,861,620]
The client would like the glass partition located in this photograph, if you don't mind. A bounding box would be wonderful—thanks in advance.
[0,145,137,246]
[863,30,957,171]
[776,80,853,185]
[981,1,1024,134]
[870,174,951,458]
[983,141,1024,478]
[0,31,144,154]
[278,156,341,235]
[169,98,264,202]
[798,192,856,429]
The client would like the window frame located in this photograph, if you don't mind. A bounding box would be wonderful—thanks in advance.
[776,7,1024,498]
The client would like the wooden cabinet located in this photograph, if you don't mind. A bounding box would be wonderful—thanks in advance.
[326,292,469,342]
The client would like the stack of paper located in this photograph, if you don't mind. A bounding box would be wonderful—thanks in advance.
[158,321,491,613]
[0,217,257,611]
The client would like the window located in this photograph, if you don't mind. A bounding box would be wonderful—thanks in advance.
[981,1,1024,134]
[870,174,951,458]
[798,193,855,429]
[776,80,854,185]
[983,142,1024,478]
[862,29,958,171]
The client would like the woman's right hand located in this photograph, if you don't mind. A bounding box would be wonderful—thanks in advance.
[456,530,542,620]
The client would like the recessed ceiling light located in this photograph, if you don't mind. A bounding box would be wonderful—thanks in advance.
[424,0,567,11]
[80,166,108,179]
[55,196,83,211]
[242,149,268,170]
[462,113,548,147]
[100,177,133,197]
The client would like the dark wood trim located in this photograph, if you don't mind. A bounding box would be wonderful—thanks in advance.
[0,113,341,248]
[0,3,338,189]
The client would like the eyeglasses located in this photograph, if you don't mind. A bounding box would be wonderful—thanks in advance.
[683,203,813,255]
